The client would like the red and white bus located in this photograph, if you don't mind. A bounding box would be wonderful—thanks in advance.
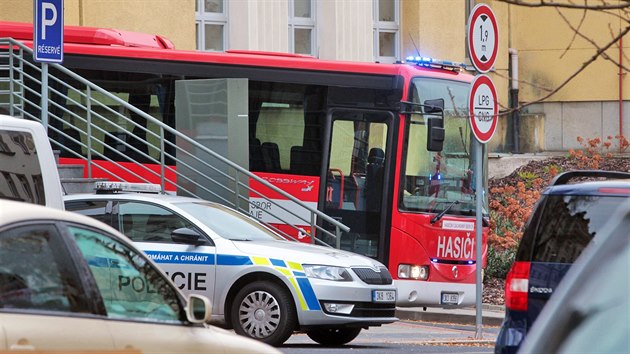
[1,22,488,308]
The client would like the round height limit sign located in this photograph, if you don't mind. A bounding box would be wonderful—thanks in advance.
[467,3,498,73]
[469,75,498,143]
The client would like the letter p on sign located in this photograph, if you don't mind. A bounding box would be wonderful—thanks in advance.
[34,0,64,63]
[41,2,57,40]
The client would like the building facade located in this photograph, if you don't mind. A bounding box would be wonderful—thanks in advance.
[1,0,627,152]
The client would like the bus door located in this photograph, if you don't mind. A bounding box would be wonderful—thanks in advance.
[321,110,393,260]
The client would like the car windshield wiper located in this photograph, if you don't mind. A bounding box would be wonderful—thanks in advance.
[430,200,459,224]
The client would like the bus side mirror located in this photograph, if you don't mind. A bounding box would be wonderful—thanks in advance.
[423,99,444,114]
[427,117,445,152]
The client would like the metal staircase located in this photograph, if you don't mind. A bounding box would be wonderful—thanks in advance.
[0,37,349,246]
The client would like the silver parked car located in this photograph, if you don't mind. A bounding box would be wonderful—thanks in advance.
[0,199,278,353]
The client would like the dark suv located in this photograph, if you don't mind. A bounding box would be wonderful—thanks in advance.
[495,170,630,354]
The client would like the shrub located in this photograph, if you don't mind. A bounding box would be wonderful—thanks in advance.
[488,181,540,251]
[543,164,561,177]
[485,247,516,280]
[487,134,626,281]
[517,171,539,188]
[569,134,629,168]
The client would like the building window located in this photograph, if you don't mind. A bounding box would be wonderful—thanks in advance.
[289,0,316,55]
[373,0,400,63]
[196,0,227,51]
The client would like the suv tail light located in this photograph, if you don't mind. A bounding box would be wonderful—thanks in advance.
[505,261,530,311]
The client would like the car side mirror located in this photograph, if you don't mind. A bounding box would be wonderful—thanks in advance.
[171,227,205,246]
[187,294,212,323]
[427,117,445,152]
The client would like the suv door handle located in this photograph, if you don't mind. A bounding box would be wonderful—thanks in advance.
[10,343,36,350]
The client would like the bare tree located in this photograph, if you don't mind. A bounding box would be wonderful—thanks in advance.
[495,0,629,113]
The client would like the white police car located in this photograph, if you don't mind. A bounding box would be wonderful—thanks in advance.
[64,182,398,346]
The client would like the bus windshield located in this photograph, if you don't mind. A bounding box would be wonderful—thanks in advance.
[400,78,487,216]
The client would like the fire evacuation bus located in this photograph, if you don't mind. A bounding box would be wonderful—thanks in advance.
[1,21,488,308]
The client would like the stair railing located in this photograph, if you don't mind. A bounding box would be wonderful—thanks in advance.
[0,37,349,247]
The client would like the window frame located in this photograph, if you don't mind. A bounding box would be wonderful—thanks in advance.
[373,0,400,63]
[289,0,317,56]
[196,0,228,52]
[59,221,189,325]
[0,221,96,315]
[0,130,46,206]
[112,199,214,246]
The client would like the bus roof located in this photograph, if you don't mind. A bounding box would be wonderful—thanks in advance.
[0,21,174,49]
[0,21,472,82]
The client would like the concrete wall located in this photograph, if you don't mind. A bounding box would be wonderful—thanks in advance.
[488,113,545,153]
[0,0,35,23]
[230,0,373,61]
[318,0,373,61]
[402,0,467,61]
[509,1,628,103]
[488,100,629,153]
[230,0,288,53]
[529,101,630,151]
[0,0,195,50]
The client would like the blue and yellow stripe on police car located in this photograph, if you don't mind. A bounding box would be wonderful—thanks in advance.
[145,251,320,311]
[251,256,320,311]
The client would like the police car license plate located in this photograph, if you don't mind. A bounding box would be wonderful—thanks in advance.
[373,290,396,302]
[441,292,459,304]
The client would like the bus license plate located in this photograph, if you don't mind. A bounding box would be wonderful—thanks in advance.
[441,292,459,304]
[373,290,396,303]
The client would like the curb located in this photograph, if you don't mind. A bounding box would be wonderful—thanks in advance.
[480,304,505,312]
[395,306,505,327]
[415,340,496,345]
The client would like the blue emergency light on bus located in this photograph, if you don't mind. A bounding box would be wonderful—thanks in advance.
[405,56,466,71]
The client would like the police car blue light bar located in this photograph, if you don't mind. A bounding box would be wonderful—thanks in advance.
[405,56,467,71]
[95,181,162,194]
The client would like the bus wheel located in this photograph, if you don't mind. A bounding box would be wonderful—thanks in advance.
[230,281,296,346]
[306,327,362,346]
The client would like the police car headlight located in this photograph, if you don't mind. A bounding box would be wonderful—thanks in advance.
[303,265,353,281]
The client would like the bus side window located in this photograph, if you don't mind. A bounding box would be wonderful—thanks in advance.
[290,146,319,176]
[365,148,385,211]
[249,138,264,171]
[261,142,282,173]
[326,169,343,209]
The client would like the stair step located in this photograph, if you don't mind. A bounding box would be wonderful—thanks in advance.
[61,177,109,194]
[57,164,86,179]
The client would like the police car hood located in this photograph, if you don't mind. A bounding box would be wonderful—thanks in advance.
[232,240,381,268]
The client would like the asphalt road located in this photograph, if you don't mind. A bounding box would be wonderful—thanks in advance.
[281,320,499,354]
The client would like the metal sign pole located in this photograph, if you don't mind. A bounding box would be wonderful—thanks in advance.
[41,62,49,132]
[34,0,64,134]
[474,139,483,339]
[467,2,498,342]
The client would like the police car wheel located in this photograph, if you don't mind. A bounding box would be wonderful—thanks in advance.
[230,281,296,346]
[306,327,362,346]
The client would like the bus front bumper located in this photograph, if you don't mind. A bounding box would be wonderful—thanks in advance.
[394,279,477,307]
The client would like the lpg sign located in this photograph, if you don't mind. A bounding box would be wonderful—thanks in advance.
[34,0,64,63]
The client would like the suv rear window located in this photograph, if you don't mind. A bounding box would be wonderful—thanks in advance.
[518,194,627,263]
[0,131,46,206]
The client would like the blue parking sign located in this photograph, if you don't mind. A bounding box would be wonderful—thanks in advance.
[34,0,64,63]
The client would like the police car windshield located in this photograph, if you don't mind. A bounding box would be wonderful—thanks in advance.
[175,202,285,241]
